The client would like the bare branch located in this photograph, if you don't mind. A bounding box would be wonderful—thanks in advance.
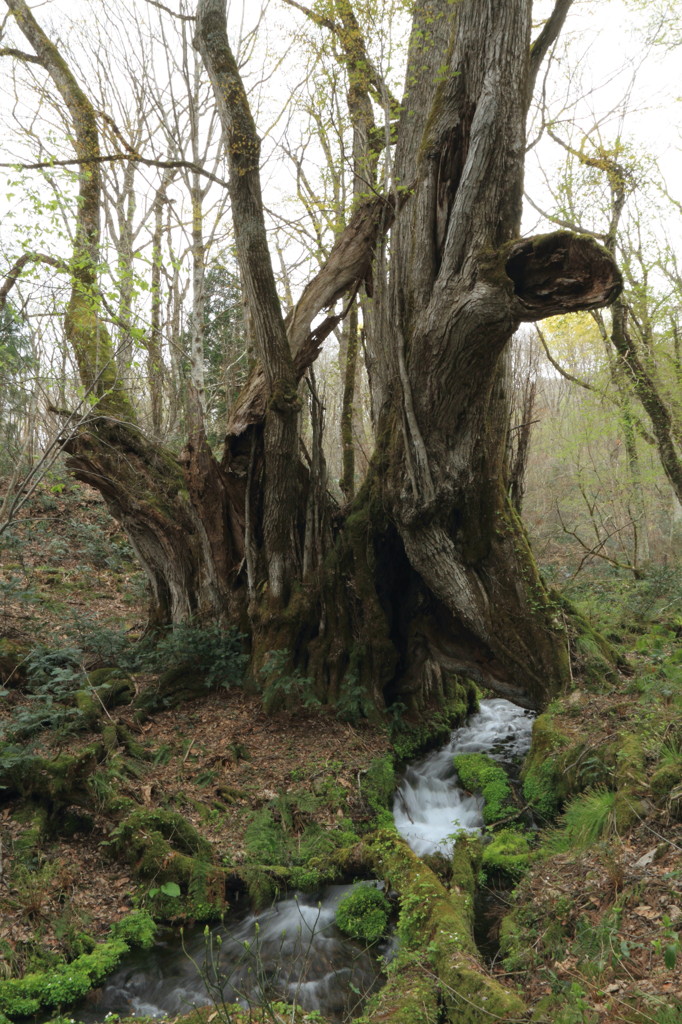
[0,252,69,310]
[281,0,335,32]
[534,325,596,393]
[142,0,195,21]
[0,152,229,187]
[528,0,574,105]
[523,190,606,241]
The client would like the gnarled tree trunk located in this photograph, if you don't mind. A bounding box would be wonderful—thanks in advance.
[4,0,621,713]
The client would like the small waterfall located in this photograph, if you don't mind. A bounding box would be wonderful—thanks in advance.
[393,698,534,856]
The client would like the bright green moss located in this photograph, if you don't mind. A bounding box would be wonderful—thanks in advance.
[452,752,515,824]
[482,829,531,881]
[0,911,155,1020]
[336,885,391,943]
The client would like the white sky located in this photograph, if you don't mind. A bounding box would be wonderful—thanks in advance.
[0,0,680,312]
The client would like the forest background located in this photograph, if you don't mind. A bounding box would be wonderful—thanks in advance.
[0,1,681,1024]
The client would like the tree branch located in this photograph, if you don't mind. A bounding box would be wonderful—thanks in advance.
[142,0,195,21]
[528,0,574,105]
[226,192,394,438]
[281,0,335,32]
[0,252,69,310]
[506,231,622,322]
[0,44,43,63]
[534,325,597,393]
[0,153,229,187]
[282,0,400,115]
[523,190,606,241]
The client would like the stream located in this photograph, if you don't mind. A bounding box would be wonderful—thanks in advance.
[80,698,533,1022]
[393,698,534,856]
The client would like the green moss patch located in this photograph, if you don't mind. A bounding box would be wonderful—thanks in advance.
[482,828,531,881]
[336,885,391,943]
[452,752,515,825]
[0,910,155,1020]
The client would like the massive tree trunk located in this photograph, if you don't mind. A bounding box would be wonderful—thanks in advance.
[4,0,621,712]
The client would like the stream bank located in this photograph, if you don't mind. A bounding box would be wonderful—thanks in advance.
[60,699,533,1024]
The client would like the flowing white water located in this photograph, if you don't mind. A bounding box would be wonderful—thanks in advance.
[81,698,533,1021]
[78,884,386,1023]
[393,698,534,857]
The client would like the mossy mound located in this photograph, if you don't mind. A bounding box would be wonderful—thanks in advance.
[336,885,391,943]
[0,743,105,817]
[109,809,227,919]
[240,798,360,906]
[521,709,618,822]
[452,752,515,825]
[482,828,531,882]
[76,668,135,727]
[651,763,682,820]
[0,910,155,1021]
[132,664,209,717]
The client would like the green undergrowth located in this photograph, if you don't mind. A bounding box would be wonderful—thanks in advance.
[497,588,682,1024]
[240,796,361,906]
[0,910,155,1022]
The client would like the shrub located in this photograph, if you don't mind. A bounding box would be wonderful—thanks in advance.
[335,885,391,944]
[143,623,247,688]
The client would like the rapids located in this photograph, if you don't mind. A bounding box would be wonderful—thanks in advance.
[393,698,534,856]
[77,885,387,1023]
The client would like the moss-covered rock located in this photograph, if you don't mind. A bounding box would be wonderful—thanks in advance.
[482,829,531,882]
[336,885,391,943]
[453,752,515,825]
[521,712,570,820]
[364,831,526,1023]
[111,807,213,862]
[0,910,155,1020]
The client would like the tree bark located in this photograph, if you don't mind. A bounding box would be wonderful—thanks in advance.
[4,0,623,714]
[361,0,620,707]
